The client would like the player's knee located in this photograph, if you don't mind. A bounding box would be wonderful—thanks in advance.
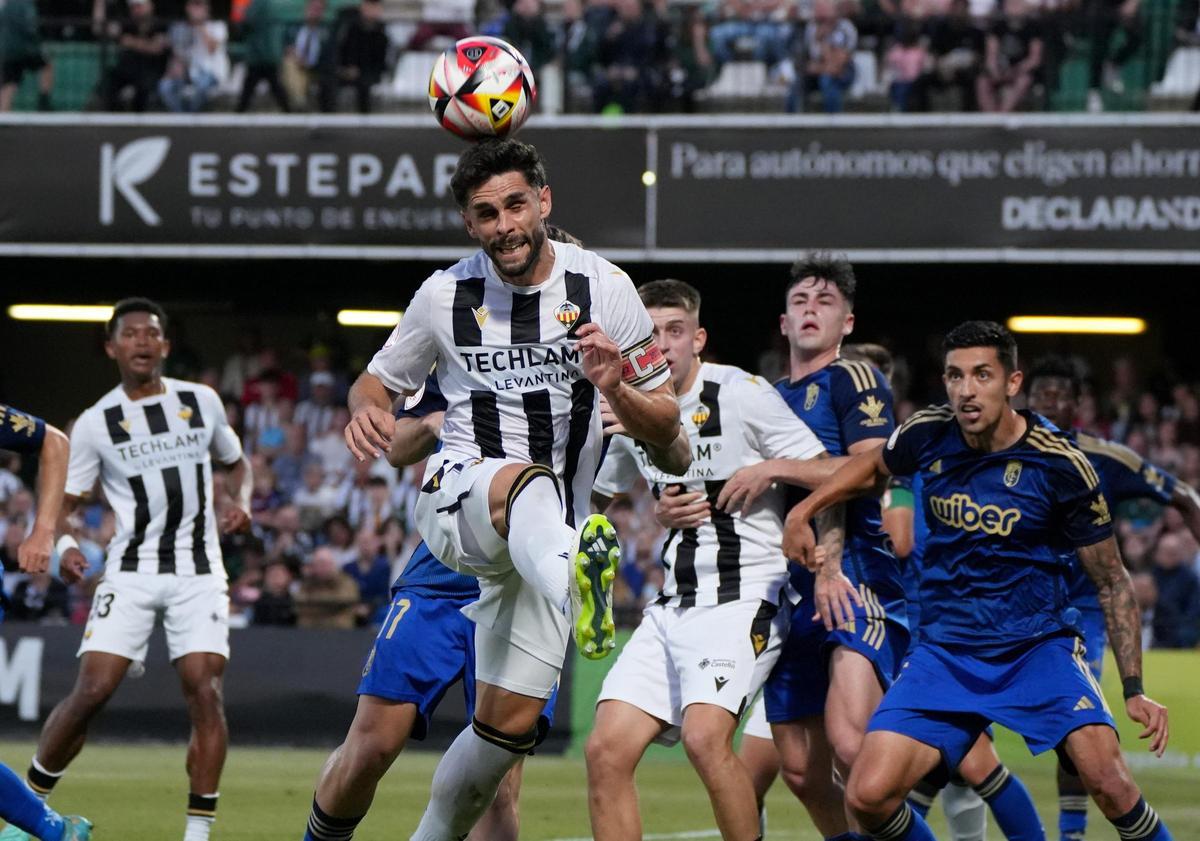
[181,676,225,717]
[584,728,634,781]
[680,722,733,771]
[779,759,821,804]
[846,769,901,821]
[1077,761,1137,813]
[70,674,121,713]
[343,731,405,778]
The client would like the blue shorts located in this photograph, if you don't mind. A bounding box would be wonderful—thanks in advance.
[869,633,1114,769]
[357,590,557,741]
[1077,608,1106,681]
[764,593,909,724]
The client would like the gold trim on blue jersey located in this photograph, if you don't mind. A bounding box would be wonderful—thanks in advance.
[1027,427,1101,489]
[834,359,878,393]
[1074,432,1144,474]
[897,404,954,435]
[859,584,888,650]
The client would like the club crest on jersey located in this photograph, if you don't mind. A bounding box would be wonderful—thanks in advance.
[554,300,581,329]
[1003,460,1022,487]
[751,632,767,656]
[929,459,943,474]
[1143,465,1166,492]
[1090,494,1112,526]
[804,382,820,411]
[858,395,888,427]
[178,406,193,421]
[691,405,711,427]
[472,306,489,329]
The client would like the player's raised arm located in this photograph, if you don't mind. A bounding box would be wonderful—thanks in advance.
[346,372,399,461]
[782,445,890,570]
[1076,536,1169,755]
[18,422,69,575]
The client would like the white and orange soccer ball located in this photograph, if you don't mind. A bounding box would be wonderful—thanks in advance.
[428,36,537,140]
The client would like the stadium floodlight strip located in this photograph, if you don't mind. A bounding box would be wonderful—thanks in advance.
[7,304,114,322]
[337,309,403,328]
[1006,316,1146,335]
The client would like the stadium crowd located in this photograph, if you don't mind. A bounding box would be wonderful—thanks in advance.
[1,0,1198,114]
[1,336,1198,648]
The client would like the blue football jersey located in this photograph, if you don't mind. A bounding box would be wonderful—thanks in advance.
[1066,431,1176,611]
[0,404,46,454]
[882,406,1114,654]
[776,359,903,605]
[390,374,478,598]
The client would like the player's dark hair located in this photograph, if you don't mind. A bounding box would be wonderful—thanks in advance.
[107,297,167,338]
[638,279,701,317]
[545,224,583,247]
[843,343,893,382]
[1027,355,1081,397]
[787,251,856,309]
[450,139,548,208]
[942,321,1018,373]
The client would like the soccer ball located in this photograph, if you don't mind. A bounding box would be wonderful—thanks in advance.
[428,36,536,140]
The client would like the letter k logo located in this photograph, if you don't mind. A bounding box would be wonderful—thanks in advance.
[100,137,171,226]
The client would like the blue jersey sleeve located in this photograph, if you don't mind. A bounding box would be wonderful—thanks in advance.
[1054,455,1116,547]
[1075,434,1175,506]
[395,373,447,419]
[880,405,949,477]
[829,360,895,449]
[0,404,47,454]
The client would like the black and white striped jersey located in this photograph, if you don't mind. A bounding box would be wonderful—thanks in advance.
[367,241,670,527]
[66,378,243,578]
[594,363,825,607]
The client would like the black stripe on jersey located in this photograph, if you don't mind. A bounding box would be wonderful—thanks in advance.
[522,389,554,466]
[177,391,206,429]
[698,381,723,438]
[510,291,542,344]
[121,475,151,571]
[470,390,506,458]
[563,271,592,337]
[706,479,743,603]
[452,278,487,347]
[144,402,169,435]
[670,527,701,607]
[561,378,595,527]
[104,406,131,444]
[158,466,185,574]
[192,463,211,574]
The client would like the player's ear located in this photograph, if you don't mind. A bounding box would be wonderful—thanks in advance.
[538,185,552,220]
[842,310,855,337]
[461,209,476,239]
[779,313,788,337]
[1007,369,1024,398]
[161,337,171,359]
[693,326,708,356]
[104,339,117,361]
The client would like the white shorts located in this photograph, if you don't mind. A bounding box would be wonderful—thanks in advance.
[78,572,230,664]
[416,455,570,692]
[598,598,789,746]
[742,691,772,740]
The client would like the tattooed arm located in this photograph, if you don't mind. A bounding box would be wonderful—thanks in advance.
[813,502,859,631]
[1077,536,1170,755]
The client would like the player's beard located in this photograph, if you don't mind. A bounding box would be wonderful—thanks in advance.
[489,224,546,282]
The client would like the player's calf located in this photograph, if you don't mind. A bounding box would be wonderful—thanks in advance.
[1064,726,1173,840]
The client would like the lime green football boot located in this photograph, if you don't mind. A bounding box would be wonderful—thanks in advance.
[569,514,621,660]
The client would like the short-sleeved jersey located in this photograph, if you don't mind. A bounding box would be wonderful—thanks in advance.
[367,241,669,528]
[389,374,478,599]
[0,403,46,453]
[1066,431,1176,610]
[66,378,243,578]
[882,406,1114,653]
[595,362,825,607]
[775,359,901,604]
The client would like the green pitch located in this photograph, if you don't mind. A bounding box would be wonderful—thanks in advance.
[1,651,1196,839]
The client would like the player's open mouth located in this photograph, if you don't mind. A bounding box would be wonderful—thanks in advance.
[959,404,983,421]
[496,240,527,257]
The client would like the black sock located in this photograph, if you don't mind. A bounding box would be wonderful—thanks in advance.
[1111,796,1167,840]
[26,761,62,800]
[306,797,363,841]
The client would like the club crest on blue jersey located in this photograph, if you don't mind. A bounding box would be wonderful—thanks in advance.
[804,382,820,411]
[1004,459,1022,487]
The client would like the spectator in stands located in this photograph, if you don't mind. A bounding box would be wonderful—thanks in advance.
[345,471,394,533]
[792,0,858,112]
[342,527,391,624]
[322,514,357,566]
[1150,531,1200,647]
[272,423,318,502]
[266,503,314,570]
[0,453,22,504]
[560,0,600,95]
[236,0,291,112]
[409,0,473,50]
[99,0,168,110]
[294,370,336,441]
[7,572,70,622]
[243,370,285,453]
[294,462,340,531]
[294,546,360,629]
[281,0,332,109]
[1131,569,1158,648]
[310,406,354,485]
[323,0,389,113]
[1083,0,1142,111]
[976,0,1042,112]
[0,0,54,111]
[665,2,717,111]
[243,347,299,404]
[885,16,928,110]
[159,0,229,112]
[707,0,796,73]
[592,0,671,113]
[253,562,298,626]
[502,0,557,78]
[919,0,983,110]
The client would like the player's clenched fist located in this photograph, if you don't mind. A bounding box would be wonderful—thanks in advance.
[782,506,819,571]
[345,405,396,461]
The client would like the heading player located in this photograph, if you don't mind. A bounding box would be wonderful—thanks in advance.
[0,404,91,841]
[586,279,841,841]
[786,320,1173,841]
[5,298,252,841]
[345,139,687,841]
[1028,354,1200,841]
